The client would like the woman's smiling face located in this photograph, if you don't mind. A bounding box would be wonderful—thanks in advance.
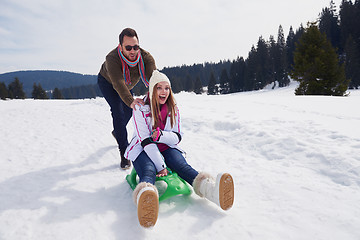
[155,81,170,105]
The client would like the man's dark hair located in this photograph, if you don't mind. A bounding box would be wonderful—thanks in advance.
[119,28,139,45]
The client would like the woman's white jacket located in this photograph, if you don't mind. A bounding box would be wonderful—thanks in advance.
[124,103,183,172]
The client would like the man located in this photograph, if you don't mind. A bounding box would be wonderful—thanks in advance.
[98,28,156,169]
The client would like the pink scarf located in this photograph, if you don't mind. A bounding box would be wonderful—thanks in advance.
[157,104,169,152]
[159,104,168,130]
[117,45,149,87]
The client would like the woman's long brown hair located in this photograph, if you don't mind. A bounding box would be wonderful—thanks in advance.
[146,83,177,129]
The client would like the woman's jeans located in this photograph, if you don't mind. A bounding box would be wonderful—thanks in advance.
[133,148,199,186]
[98,74,132,152]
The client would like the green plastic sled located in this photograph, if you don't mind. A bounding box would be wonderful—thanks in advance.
[126,168,192,202]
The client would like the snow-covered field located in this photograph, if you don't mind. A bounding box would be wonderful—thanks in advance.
[1,82,360,240]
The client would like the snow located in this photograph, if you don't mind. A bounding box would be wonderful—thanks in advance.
[1,82,360,240]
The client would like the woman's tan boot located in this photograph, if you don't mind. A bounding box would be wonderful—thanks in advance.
[193,172,234,210]
[133,182,159,228]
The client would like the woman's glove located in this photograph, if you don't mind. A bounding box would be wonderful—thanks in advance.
[151,127,163,141]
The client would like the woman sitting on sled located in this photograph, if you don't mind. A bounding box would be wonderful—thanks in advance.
[124,70,234,228]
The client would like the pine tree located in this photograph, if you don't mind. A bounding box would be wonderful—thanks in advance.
[207,72,218,95]
[291,23,349,96]
[287,25,305,72]
[345,35,360,89]
[339,0,358,48]
[340,0,360,89]
[8,78,26,99]
[0,82,8,100]
[184,75,194,92]
[319,0,341,51]
[52,87,64,99]
[268,35,277,86]
[32,83,49,99]
[286,26,296,70]
[255,36,269,89]
[194,77,203,94]
[245,46,257,91]
[229,57,246,92]
[170,76,183,94]
[219,68,230,94]
[277,25,289,87]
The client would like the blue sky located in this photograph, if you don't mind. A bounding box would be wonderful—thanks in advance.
[0,0,342,74]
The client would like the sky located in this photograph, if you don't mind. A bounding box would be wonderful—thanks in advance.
[0,0,342,75]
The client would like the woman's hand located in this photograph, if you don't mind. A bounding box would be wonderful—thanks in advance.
[151,130,158,141]
[151,128,162,141]
[156,168,168,177]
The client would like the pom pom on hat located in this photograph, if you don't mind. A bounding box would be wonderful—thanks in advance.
[149,70,171,99]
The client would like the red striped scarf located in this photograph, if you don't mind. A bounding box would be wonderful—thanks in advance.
[117,44,149,87]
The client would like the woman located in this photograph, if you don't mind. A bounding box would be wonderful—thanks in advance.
[125,70,234,228]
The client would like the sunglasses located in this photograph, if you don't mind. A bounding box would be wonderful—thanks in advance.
[124,45,140,51]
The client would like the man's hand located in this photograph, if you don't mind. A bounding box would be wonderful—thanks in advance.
[130,98,145,110]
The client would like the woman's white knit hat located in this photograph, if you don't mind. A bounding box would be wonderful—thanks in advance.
[149,70,171,99]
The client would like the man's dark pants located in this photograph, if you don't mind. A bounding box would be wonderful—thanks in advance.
[98,74,132,153]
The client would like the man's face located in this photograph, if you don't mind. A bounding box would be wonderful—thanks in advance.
[120,35,140,61]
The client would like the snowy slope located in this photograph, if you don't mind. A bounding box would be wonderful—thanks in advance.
[1,83,360,240]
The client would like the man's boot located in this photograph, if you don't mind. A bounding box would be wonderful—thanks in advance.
[120,149,131,170]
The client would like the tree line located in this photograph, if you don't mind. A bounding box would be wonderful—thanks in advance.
[0,77,64,100]
[321,0,360,89]
[161,0,359,96]
[0,76,105,100]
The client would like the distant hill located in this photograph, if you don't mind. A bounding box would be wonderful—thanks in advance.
[0,70,97,96]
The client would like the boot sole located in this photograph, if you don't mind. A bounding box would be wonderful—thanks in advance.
[219,173,234,210]
[137,190,159,228]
